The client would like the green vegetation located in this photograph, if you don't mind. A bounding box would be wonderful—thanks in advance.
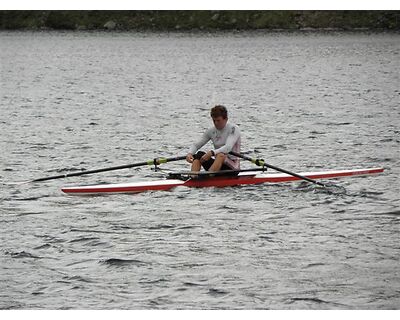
[0,11,399,31]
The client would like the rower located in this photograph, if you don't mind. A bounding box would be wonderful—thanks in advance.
[186,105,241,175]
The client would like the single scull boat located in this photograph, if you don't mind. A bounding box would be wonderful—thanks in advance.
[61,167,384,195]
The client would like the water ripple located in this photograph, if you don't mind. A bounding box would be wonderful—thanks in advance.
[1,30,398,310]
[100,258,150,267]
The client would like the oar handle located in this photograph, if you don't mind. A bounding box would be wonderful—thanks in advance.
[31,155,186,183]
[230,151,327,187]
[230,152,266,166]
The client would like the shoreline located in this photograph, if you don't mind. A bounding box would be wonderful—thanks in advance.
[1,11,399,31]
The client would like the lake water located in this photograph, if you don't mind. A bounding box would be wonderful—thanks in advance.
[0,30,399,309]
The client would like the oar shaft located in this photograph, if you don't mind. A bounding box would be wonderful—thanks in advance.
[230,151,326,187]
[31,155,186,183]
[262,162,326,186]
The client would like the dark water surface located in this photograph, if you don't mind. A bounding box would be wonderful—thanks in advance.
[1,31,399,309]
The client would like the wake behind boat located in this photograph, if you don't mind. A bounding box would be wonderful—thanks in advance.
[61,167,384,196]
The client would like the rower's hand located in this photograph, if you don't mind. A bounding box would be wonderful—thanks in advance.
[186,153,194,163]
[200,151,213,163]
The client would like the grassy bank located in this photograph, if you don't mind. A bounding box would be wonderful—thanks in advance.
[0,11,399,31]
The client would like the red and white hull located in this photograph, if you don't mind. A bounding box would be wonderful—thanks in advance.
[61,167,384,196]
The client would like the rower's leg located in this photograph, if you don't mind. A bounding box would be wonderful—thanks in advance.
[209,153,227,172]
[191,159,202,172]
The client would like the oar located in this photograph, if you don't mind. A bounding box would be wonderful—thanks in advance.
[229,151,327,187]
[25,155,186,183]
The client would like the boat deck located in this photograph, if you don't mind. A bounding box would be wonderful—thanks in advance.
[61,167,384,195]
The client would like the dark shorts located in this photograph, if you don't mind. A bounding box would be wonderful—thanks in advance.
[194,151,238,174]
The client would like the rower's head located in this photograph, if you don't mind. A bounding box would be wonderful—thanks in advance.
[210,105,228,130]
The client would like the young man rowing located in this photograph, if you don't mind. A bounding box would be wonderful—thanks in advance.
[186,105,241,173]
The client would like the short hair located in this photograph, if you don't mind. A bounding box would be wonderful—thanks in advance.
[210,105,228,119]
